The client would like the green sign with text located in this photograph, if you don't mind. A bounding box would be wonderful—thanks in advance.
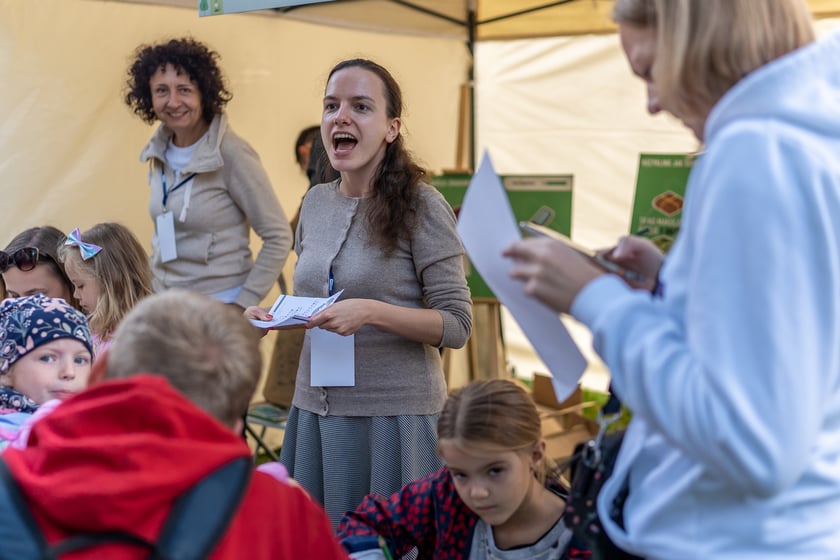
[431,173,573,300]
[629,153,695,252]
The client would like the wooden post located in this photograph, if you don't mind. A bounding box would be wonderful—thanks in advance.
[455,82,472,173]
[467,299,508,381]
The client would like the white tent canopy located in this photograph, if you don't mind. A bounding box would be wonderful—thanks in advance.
[113,0,840,38]
[102,0,622,39]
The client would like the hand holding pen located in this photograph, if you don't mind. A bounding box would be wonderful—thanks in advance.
[506,226,662,314]
[505,234,604,315]
[518,222,651,284]
[597,228,664,292]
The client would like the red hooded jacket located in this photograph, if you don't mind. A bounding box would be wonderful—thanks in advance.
[2,375,348,560]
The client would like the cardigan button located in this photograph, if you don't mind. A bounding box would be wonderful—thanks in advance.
[318,388,329,415]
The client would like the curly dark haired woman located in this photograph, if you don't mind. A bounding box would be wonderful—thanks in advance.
[124,37,291,309]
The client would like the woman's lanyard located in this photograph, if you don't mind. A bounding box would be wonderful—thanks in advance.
[156,169,197,264]
[161,171,197,212]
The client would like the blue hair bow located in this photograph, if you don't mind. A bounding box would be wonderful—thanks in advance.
[64,228,102,261]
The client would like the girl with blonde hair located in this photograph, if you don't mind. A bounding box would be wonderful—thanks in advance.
[58,222,153,356]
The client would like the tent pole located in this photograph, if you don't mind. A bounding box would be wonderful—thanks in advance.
[467,4,476,173]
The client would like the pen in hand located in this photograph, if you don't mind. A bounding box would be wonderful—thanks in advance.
[595,227,652,282]
[592,255,646,282]
[519,220,647,282]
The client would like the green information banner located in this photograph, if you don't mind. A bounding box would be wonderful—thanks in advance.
[629,153,695,253]
[431,173,573,300]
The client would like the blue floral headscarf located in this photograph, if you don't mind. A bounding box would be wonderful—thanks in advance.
[0,294,92,375]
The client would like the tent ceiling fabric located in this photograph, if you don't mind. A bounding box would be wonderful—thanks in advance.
[112,0,840,39]
[271,0,619,40]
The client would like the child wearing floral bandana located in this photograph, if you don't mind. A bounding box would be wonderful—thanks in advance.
[58,223,153,356]
[0,294,93,449]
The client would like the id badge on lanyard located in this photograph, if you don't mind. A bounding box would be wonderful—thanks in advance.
[156,167,196,263]
[156,211,178,263]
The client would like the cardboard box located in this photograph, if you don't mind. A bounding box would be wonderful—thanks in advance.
[532,373,599,462]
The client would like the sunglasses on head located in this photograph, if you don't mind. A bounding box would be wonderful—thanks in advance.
[0,247,40,273]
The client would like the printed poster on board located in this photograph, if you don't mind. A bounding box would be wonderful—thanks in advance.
[630,153,696,252]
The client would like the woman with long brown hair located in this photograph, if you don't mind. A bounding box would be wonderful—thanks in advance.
[267,58,473,526]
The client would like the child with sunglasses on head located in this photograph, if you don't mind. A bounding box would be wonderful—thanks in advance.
[0,294,93,450]
[1,226,77,307]
[57,223,153,357]
[338,379,590,560]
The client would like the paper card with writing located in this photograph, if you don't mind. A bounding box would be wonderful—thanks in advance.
[250,290,345,329]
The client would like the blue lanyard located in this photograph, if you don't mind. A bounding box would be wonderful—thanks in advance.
[161,171,197,210]
[328,267,335,296]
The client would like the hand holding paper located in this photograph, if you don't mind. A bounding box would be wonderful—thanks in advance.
[249,290,344,329]
[305,298,376,336]
[504,236,602,313]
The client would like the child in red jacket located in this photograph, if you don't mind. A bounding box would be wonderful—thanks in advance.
[2,290,347,559]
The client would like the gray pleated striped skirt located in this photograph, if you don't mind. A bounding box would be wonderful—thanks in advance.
[280,406,443,528]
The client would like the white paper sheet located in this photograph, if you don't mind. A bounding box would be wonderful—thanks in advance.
[456,153,587,401]
[310,328,355,387]
[250,289,345,329]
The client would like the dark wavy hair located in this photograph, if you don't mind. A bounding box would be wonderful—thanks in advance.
[3,226,78,309]
[124,37,232,125]
[326,59,427,253]
[294,125,320,168]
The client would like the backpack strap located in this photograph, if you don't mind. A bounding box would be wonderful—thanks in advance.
[0,456,251,560]
[601,382,622,416]
[0,458,155,560]
[0,458,49,558]
[156,456,252,560]
[47,531,157,559]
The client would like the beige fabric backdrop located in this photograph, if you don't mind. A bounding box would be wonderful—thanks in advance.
[0,0,467,256]
[478,18,840,389]
[476,31,696,390]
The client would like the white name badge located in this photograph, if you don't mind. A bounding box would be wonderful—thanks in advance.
[156,211,178,263]
[310,328,355,387]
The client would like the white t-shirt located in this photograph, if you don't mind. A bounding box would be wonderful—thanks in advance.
[468,517,572,560]
[165,138,196,176]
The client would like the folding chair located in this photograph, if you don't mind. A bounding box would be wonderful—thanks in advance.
[245,402,289,463]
